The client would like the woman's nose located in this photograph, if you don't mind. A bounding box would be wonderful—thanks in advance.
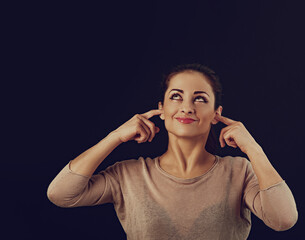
[180,102,195,114]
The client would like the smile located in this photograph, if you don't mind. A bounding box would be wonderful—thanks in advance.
[176,118,196,124]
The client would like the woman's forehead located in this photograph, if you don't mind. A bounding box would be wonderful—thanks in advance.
[167,71,213,93]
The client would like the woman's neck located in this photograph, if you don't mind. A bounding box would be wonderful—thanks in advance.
[160,133,215,177]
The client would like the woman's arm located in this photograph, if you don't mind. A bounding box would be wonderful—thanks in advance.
[216,113,298,230]
[47,131,122,207]
[216,113,284,189]
[47,109,162,207]
[70,109,162,177]
[243,154,298,231]
[70,131,122,177]
[245,143,283,190]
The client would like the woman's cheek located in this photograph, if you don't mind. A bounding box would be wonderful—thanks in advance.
[163,111,176,130]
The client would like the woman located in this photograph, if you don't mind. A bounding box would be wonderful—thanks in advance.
[47,63,298,239]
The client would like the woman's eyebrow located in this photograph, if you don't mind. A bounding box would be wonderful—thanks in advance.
[169,89,210,97]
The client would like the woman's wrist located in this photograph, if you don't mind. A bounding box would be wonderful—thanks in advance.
[107,130,124,145]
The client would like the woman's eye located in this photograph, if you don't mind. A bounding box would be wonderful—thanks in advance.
[170,93,181,100]
[170,94,208,103]
[195,96,208,102]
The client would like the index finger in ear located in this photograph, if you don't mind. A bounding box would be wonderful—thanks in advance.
[141,109,163,119]
[216,114,236,125]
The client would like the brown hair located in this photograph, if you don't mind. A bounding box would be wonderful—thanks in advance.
[159,63,223,154]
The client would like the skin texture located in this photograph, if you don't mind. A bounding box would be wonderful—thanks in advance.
[158,71,223,178]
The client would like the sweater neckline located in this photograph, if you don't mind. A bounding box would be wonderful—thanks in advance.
[154,155,220,183]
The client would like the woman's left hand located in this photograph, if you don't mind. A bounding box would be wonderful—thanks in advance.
[215,113,259,154]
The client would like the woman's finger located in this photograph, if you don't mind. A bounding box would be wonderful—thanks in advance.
[225,137,237,148]
[134,122,150,143]
[219,125,231,148]
[216,114,236,126]
[141,109,163,119]
[223,129,238,148]
[137,114,158,142]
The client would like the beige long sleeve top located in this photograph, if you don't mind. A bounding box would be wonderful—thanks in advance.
[47,155,298,240]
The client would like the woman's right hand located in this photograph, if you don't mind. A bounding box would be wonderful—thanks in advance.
[112,109,163,144]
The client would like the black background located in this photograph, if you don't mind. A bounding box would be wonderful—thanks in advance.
[3,0,304,239]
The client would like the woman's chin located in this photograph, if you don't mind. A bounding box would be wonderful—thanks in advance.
[167,130,204,139]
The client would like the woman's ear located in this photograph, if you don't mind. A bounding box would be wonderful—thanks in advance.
[211,106,223,125]
[158,102,165,120]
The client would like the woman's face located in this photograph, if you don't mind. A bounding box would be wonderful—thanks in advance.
[158,71,222,139]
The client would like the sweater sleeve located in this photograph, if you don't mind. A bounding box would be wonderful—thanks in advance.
[242,160,298,231]
[47,161,121,208]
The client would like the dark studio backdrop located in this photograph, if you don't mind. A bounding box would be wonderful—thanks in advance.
[3,0,304,239]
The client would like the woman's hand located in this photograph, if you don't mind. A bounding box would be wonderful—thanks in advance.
[215,113,259,154]
[113,109,163,144]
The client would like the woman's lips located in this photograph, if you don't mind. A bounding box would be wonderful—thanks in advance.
[176,118,196,124]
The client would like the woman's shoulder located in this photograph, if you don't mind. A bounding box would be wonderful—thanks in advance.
[103,156,155,173]
[216,155,253,182]
[218,155,250,170]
